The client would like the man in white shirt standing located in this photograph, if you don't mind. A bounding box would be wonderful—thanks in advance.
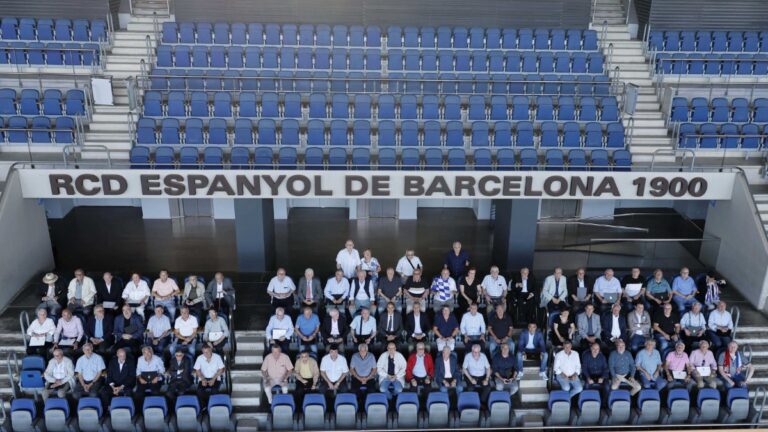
[122,273,151,319]
[481,266,507,312]
[336,240,361,280]
[554,340,583,398]
[593,268,622,314]
[267,268,296,313]
[460,303,486,350]
[324,270,350,313]
[396,249,423,282]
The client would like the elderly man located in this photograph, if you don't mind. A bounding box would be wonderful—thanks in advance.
[434,305,459,352]
[405,301,430,346]
[652,302,681,354]
[431,268,458,313]
[324,270,350,313]
[379,301,404,347]
[621,267,647,312]
[377,268,402,314]
[122,273,151,319]
[516,323,548,380]
[627,303,652,354]
[671,267,698,314]
[593,268,622,314]
[718,341,755,389]
[267,268,296,313]
[53,308,84,357]
[204,308,230,355]
[582,342,609,395]
[707,301,734,351]
[444,241,470,280]
[377,342,406,400]
[608,339,641,395]
[135,345,166,406]
[509,267,537,325]
[463,343,492,403]
[350,269,376,315]
[151,270,179,318]
[492,343,518,396]
[95,272,122,315]
[406,342,434,398]
[689,339,718,389]
[350,343,377,397]
[100,348,135,409]
[481,266,507,311]
[39,273,65,318]
[403,269,429,314]
[166,350,193,408]
[541,267,569,326]
[460,302,487,350]
[664,341,693,391]
[86,306,114,357]
[350,307,377,345]
[112,303,144,358]
[336,240,361,280]
[567,268,593,313]
[295,306,321,354]
[575,304,602,351]
[27,308,56,357]
[73,342,105,399]
[360,249,381,282]
[171,305,199,358]
[554,340,583,398]
[44,348,75,400]
[435,346,462,393]
[182,275,206,319]
[635,338,666,391]
[67,269,97,316]
[488,303,514,355]
[320,345,350,395]
[297,268,322,312]
[321,308,348,348]
[205,272,235,316]
[293,349,320,405]
[194,344,226,407]
[396,249,423,281]
[601,303,627,346]
[681,301,707,348]
[645,269,672,309]
[146,305,172,355]
[265,307,294,354]
[261,345,293,403]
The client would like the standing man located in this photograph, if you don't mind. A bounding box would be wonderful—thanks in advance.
[443,241,470,280]
[336,240,361,280]
[267,268,296,313]
[396,249,423,281]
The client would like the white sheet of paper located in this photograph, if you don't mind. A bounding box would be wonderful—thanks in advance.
[272,329,287,340]
[625,283,643,295]
[672,370,687,380]
[209,331,223,341]
[29,335,46,347]
[58,338,75,347]
[102,301,116,309]
[696,367,711,377]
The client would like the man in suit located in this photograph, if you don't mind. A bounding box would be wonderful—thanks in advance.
[405,302,431,348]
[508,268,538,326]
[434,346,462,393]
[112,304,144,358]
[321,308,348,348]
[567,268,593,314]
[166,350,193,408]
[95,272,123,317]
[575,303,602,351]
[296,268,323,313]
[516,322,548,380]
[540,267,569,327]
[86,304,114,357]
[601,303,627,346]
[205,272,235,316]
[377,301,403,351]
[100,348,135,409]
[38,273,67,318]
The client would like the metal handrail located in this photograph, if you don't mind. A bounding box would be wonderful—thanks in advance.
[607,43,614,71]
[626,116,634,148]
[6,351,18,399]
[19,310,30,351]
[752,386,767,425]
[625,0,632,25]
[146,35,154,67]
[649,148,697,171]
[62,144,113,168]
[731,305,741,341]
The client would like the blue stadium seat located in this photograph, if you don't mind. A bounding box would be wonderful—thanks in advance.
[232,118,252,145]
[424,147,443,169]
[568,148,587,170]
[283,93,301,118]
[468,95,485,120]
[54,116,75,144]
[228,146,250,169]
[353,120,371,146]
[573,390,601,426]
[690,388,720,424]
[720,123,740,148]
[282,24,298,46]
[420,95,438,120]
[699,123,718,148]
[231,23,247,45]
[512,96,529,120]
[486,28,501,49]
[493,121,512,147]
[142,396,170,432]
[178,146,199,168]
[741,123,762,149]
[536,96,554,120]
[130,146,151,168]
[154,146,175,168]
[545,148,564,169]
[590,148,610,170]
[446,121,464,147]
[632,389,661,425]
[720,387,750,423]
[519,147,538,169]
[567,29,583,50]
[109,397,139,432]
[213,92,231,117]
[545,390,571,426]
[496,148,516,168]
[502,28,517,49]
[376,147,395,169]
[281,119,300,145]
[238,92,257,117]
[77,397,104,432]
[456,392,482,427]
[584,122,603,147]
[257,118,277,145]
[421,120,440,147]
[606,122,625,148]
[661,388,690,425]
[472,148,492,169]
[11,399,40,432]
[561,121,580,148]
[175,395,203,432]
[328,146,347,169]
[270,394,296,429]
[518,28,533,49]
[301,393,328,430]
[399,147,419,169]
[351,147,371,170]
[515,121,534,147]
[136,117,156,145]
[539,121,558,147]
[30,116,51,144]
[277,147,297,169]
[329,119,348,145]
[471,121,490,147]
[367,26,381,48]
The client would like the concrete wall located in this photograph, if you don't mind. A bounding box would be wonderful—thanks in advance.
[704,174,768,312]
[0,171,55,314]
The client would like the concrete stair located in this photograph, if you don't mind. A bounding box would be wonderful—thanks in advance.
[231,331,266,419]
[751,193,768,233]
[735,326,768,423]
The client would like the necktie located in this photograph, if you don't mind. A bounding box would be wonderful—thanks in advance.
[306,281,313,301]
[587,316,593,336]
[387,314,393,332]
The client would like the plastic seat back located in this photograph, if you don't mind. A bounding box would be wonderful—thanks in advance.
[110,397,135,432]
[546,390,571,425]
[395,393,420,428]
[142,396,168,432]
[77,397,103,432]
[635,389,660,425]
[487,391,512,427]
[208,394,234,432]
[44,398,70,432]
[11,399,37,432]
[175,395,201,432]
[303,394,326,430]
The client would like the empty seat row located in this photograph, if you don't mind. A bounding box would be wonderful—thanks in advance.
[655,53,768,75]
[129,145,632,171]
[0,17,107,42]
[148,69,612,96]
[387,27,598,51]
[9,395,235,432]
[0,115,76,144]
[678,122,766,149]
[0,88,86,116]
[154,45,605,74]
[163,22,381,47]
[649,30,768,53]
[671,96,768,123]
[135,116,624,148]
[0,41,101,66]
[143,91,618,122]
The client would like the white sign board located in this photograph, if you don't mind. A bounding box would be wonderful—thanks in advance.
[18,170,736,200]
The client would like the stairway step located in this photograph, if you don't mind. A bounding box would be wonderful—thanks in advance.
[231,391,262,407]
[518,387,549,403]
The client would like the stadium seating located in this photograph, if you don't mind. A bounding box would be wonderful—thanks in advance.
[648,30,768,75]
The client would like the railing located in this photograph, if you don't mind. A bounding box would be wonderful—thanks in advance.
[129,0,173,16]
[752,386,768,425]
[731,305,742,341]
[2,45,105,77]
[62,144,113,168]
[5,351,18,399]
[0,124,84,162]
[649,148,696,170]
[650,53,768,80]
[18,310,30,352]
[671,129,766,157]
[624,0,633,25]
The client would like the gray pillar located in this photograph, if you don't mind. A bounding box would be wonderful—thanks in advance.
[493,199,539,271]
[235,199,275,272]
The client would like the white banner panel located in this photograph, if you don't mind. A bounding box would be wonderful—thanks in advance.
[18,170,736,200]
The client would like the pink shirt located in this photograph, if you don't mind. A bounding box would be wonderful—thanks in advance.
[152,279,179,297]
[688,349,717,370]
[665,351,690,372]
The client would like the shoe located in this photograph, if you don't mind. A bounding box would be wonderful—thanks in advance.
[630,386,640,396]
[516,371,524,380]
[539,372,548,381]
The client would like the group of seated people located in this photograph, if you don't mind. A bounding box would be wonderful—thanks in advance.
[259,239,750,409]
[25,269,237,410]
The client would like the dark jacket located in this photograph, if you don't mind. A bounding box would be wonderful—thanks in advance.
[95,278,124,309]
[378,311,404,336]
[581,350,609,381]
[567,274,594,300]
[516,330,546,353]
[434,354,461,383]
[321,315,349,341]
[405,311,431,337]
[86,315,115,345]
[112,313,144,340]
[205,278,236,308]
[38,279,67,308]
[509,273,538,300]
[106,357,136,388]
[600,311,628,343]
[296,277,323,305]
[167,356,193,385]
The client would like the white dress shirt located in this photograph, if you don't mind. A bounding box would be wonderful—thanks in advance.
[396,255,423,277]
[611,315,622,339]
[27,318,56,342]
[708,309,734,331]
[594,276,622,296]
[174,315,199,337]
[554,350,581,376]
[194,353,225,380]
[336,249,361,279]
[481,275,507,298]
[267,276,296,296]
[266,315,295,340]
[324,277,350,301]
[320,355,349,382]
[122,281,150,304]
[460,312,486,337]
